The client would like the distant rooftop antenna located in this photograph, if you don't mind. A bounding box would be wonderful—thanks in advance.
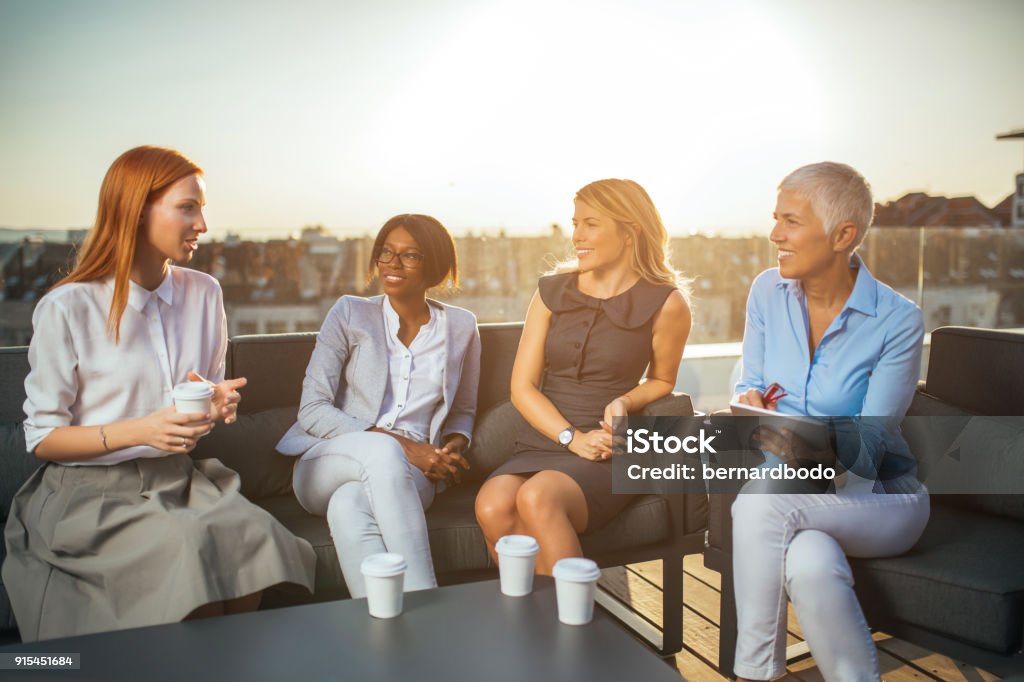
[996,128,1024,228]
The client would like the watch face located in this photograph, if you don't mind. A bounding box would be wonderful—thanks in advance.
[559,428,573,445]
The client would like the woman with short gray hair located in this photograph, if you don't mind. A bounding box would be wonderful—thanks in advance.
[731,162,929,681]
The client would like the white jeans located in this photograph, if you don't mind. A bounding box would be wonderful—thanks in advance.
[292,431,437,598]
[731,481,929,681]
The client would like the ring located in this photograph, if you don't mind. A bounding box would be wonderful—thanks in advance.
[181,438,187,447]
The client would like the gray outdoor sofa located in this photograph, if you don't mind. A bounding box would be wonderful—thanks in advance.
[0,322,708,653]
[704,326,1024,677]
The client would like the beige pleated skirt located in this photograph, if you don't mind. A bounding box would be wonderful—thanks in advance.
[2,454,316,642]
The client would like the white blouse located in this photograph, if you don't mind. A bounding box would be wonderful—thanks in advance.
[375,296,446,443]
[23,266,227,465]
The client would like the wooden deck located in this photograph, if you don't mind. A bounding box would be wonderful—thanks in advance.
[598,556,1003,681]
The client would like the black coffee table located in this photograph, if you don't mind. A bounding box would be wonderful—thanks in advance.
[0,578,684,681]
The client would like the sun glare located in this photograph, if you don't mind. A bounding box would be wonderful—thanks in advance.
[363,0,824,232]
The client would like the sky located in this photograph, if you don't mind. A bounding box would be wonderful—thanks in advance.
[1,0,1022,238]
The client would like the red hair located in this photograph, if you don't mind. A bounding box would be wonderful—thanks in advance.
[56,146,202,341]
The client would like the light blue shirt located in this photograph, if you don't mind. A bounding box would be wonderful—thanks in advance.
[735,255,924,483]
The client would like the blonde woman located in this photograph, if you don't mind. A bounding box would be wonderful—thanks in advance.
[475,179,691,574]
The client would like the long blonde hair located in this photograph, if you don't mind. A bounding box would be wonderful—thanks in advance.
[553,178,689,296]
[55,146,202,341]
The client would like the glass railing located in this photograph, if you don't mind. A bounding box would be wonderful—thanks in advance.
[2,226,1021,358]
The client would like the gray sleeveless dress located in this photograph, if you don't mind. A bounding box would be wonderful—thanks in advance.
[489,272,675,530]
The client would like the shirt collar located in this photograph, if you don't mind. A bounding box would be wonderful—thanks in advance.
[844,253,877,316]
[123,267,175,312]
[775,253,877,317]
[381,295,435,338]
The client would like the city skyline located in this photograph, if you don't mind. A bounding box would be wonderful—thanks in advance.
[1,0,1022,238]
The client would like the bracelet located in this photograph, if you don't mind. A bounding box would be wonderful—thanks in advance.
[99,425,110,452]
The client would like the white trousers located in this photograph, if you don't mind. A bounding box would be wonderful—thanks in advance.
[731,483,929,681]
[292,431,436,598]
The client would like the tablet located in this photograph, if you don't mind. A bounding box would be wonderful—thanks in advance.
[728,401,831,451]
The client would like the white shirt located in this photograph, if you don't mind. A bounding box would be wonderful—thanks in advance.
[374,296,446,443]
[23,266,228,465]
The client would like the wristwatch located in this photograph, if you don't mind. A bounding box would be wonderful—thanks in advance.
[557,425,576,449]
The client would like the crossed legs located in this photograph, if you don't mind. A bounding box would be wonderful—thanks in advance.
[731,489,929,682]
[292,431,436,598]
[475,471,589,574]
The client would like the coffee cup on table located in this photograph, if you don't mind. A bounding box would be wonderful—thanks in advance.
[495,534,540,597]
[172,381,214,418]
[361,553,407,619]
[553,557,601,625]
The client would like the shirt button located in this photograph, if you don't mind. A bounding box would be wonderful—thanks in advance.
[386,421,393,428]
[573,342,581,349]
[583,320,590,327]
[397,404,404,408]
[403,376,408,380]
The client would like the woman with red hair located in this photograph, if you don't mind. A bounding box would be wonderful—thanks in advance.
[2,146,315,642]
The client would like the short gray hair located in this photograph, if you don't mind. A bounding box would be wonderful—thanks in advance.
[779,162,874,249]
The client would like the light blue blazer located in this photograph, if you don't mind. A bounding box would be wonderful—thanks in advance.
[276,295,481,457]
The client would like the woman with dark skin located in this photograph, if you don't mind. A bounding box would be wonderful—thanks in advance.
[278,214,481,597]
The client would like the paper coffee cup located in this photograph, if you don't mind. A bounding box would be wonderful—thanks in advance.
[553,557,601,625]
[495,535,540,597]
[172,381,214,417]
[361,553,407,619]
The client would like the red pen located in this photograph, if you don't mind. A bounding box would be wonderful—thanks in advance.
[763,382,787,406]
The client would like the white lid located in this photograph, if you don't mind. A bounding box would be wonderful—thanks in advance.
[495,534,540,557]
[360,552,408,578]
[552,557,601,583]
[172,381,214,399]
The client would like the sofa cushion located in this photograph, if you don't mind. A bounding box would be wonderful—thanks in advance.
[476,323,522,414]
[254,495,348,602]
[0,422,38,525]
[930,416,1024,522]
[906,391,1024,523]
[0,538,12,635]
[191,406,297,501]
[228,334,317,414]
[852,503,1024,654]
[0,347,29,424]
[424,485,496,574]
[463,400,527,482]
[1,422,38,637]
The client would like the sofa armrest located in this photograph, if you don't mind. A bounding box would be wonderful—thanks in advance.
[925,326,1024,416]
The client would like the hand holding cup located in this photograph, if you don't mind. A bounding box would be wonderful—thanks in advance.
[186,371,247,424]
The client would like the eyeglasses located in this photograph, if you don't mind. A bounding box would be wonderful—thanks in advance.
[376,247,425,268]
